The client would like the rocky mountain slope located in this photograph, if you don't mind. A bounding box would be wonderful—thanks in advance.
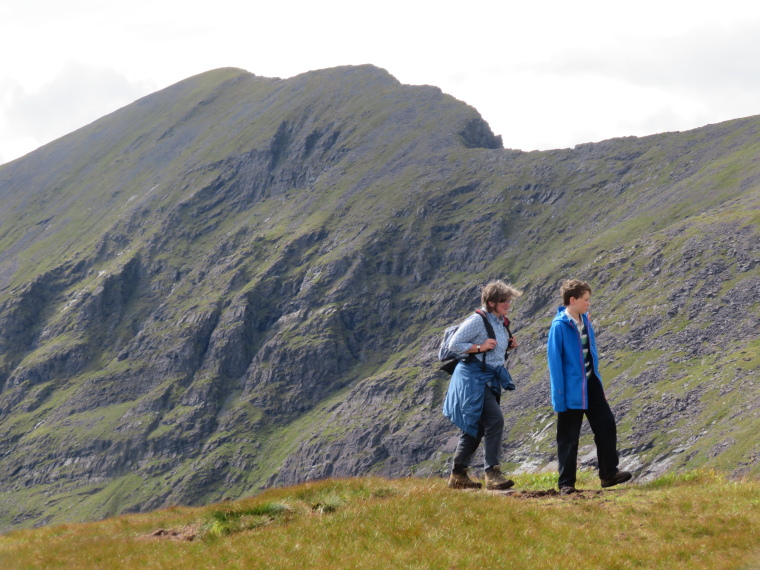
[0,65,757,531]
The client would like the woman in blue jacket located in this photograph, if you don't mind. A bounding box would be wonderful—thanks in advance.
[547,279,631,494]
[443,280,521,490]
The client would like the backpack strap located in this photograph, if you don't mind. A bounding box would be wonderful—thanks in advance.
[503,316,513,338]
[474,309,495,370]
[500,315,516,359]
[475,309,496,338]
[476,311,516,365]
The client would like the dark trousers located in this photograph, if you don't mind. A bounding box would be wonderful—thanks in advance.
[556,374,618,488]
[453,388,504,470]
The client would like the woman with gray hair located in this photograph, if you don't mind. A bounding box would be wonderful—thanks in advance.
[443,280,522,490]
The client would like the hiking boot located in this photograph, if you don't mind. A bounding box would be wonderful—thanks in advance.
[601,470,632,488]
[484,466,515,490]
[448,466,482,489]
[560,486,577,495]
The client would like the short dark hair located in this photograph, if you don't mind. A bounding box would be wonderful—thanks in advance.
[560,279,591,306]
[481,280,522,312]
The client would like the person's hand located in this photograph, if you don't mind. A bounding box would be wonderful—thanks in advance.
[508,337,519,350]
[481,338,497,351]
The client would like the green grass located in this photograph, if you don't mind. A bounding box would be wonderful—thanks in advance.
[0,471,757,569]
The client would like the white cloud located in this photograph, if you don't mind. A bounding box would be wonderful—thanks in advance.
[538,20,760,93]
[0,63,150,163]
[1,0,760,161]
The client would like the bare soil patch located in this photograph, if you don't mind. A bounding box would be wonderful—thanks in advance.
[143,524,199,541]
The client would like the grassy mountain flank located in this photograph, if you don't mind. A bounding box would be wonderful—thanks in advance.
[0,65,757,532]
[0,472,758,569]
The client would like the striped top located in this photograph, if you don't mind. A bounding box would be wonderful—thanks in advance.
[568,311,593,380]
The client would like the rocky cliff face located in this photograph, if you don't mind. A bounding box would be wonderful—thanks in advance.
[0,65,757,530]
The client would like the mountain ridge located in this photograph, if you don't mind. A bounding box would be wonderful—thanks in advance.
[0,64,757,531]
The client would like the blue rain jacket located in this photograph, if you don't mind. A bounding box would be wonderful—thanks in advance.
[547,306,602,412]
[443,359,515,437]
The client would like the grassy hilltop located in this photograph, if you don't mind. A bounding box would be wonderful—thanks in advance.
[0,472,758,569]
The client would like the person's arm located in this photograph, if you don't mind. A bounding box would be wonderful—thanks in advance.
[447,314,497,357]
[547,323,567,412]
[467,338,497,353]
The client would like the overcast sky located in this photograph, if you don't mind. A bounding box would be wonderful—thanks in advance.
[2,0,759,165]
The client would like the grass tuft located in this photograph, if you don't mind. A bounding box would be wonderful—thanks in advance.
[642,468,725,489]
[201,501,289,538]
[198,480,399,540]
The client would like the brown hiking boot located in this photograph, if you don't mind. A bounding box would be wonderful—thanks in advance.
[485,466,515,490]
[601,470,632,488]
[448,466,482,489]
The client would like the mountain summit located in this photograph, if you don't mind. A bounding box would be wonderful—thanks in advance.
[0,65,757,530]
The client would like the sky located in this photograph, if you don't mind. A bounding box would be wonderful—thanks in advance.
[2,0,760,165]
